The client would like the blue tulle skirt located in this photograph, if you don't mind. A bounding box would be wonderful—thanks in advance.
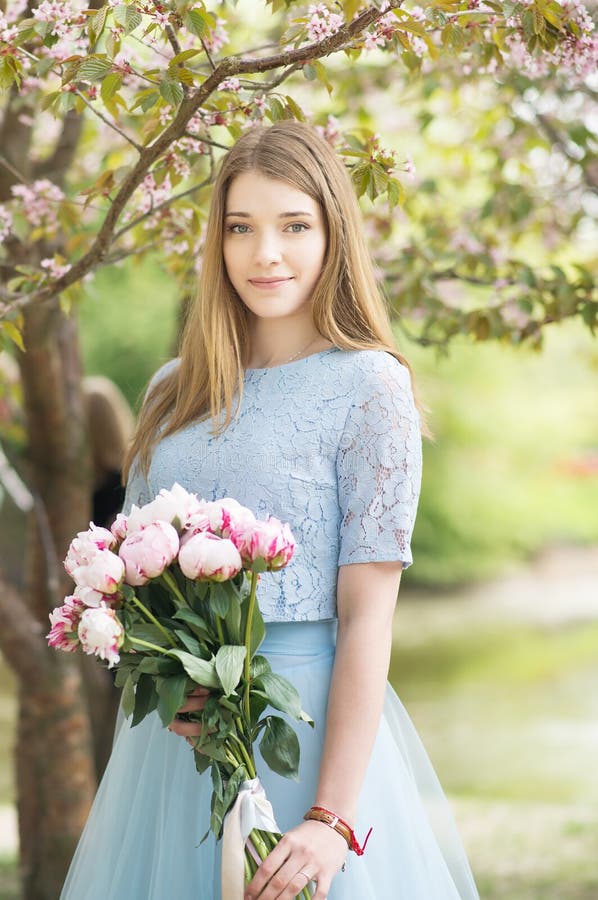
[61,621,479,899]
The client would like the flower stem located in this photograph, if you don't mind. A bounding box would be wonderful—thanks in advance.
[160,569,186,607]
[229,728,256,779]
[243,571,259,722]
[129,637,171,655]
[129,593,176,647]
[215,615,225,646]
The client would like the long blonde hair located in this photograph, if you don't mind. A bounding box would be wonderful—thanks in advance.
[124,120,429,479]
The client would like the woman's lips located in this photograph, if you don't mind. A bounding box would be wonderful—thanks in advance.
[248,277,293,289]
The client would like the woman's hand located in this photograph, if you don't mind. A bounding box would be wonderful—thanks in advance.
[244,820,347,900]
[168,686,210,747]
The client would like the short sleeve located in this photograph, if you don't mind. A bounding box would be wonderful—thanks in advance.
[336,358,423,568]
[121,358,178,515]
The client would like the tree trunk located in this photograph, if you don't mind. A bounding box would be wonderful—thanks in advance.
[10,302,98,899]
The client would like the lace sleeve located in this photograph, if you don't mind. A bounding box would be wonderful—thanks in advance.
[336,359,423,568]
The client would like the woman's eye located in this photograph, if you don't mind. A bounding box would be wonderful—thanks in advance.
[287,223,308,233]
[228,223,250,234]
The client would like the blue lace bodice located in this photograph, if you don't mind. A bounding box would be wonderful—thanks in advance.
[123,347,423,622]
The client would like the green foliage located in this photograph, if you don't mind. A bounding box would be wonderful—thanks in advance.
[403,320,598,586]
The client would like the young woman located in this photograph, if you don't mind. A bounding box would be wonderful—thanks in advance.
[61,121,480,900]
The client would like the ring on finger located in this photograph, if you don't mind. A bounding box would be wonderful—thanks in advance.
[298,870,315,882]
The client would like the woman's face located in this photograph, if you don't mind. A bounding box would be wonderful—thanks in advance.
[222,171,327,323]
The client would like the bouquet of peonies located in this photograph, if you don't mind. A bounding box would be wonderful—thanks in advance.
[48,483,314,900]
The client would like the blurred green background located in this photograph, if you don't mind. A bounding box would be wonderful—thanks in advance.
[1,257,597,898]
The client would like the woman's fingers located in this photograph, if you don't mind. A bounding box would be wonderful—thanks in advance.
[168,719,202,738]
[177,687,210,713]
[244,841,292,900]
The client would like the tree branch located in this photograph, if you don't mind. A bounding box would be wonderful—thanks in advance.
[112,172,213,243]
[0,3,401,317]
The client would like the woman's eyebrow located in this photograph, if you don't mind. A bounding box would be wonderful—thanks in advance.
[224,211,314,218]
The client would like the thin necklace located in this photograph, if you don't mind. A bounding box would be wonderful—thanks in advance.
[284,335,318,364]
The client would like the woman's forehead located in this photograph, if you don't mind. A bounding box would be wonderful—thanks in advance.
[225,171,318,213]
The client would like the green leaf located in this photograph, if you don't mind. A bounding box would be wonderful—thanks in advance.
[114,4,142,34]
[132,673,159,726]
[121,673,135,718]
[89,5,108,45]
[137,656,182,676]
[160,78,184,106]
[250,655,271,678]
[249,606,266,657]
[284,95,305,121]
[174,629,204,656]
[259,716,300,780]
[215,645,246,697]
[101,72,123,102]
[128,623,171,647]
[184,9,210,38]
[254,672,302,719]
[173,608,212,641]
[224,595,241,643]
[77,56,112,83]
[156,674,188,727]
[209,582,232,619]
[169,650,220,688]
[2,322,25,352]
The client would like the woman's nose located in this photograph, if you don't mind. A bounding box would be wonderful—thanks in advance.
[253,231,282,266]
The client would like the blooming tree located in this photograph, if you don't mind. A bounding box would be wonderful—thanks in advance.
[0,1,596,896]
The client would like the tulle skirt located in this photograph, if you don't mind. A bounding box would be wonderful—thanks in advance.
[61,621,479,899]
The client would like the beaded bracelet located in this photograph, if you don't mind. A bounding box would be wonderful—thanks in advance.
[303,806,373,856]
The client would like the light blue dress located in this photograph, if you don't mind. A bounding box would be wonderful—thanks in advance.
[61,348,480,900]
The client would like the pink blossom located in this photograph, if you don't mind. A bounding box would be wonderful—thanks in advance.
[204,21,228,53]
[119,520,180,585]
[220,77,241,92]
[78,604,124,668]
[72,549,125,595]
[47,595,85,652]
[178,532,242,581]
[231,517,296,571]
[0,206,12,242]
[11,179,65,232]
[306,4,344,42]
[41,257,71,280]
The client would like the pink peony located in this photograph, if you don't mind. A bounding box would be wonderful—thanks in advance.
[178,532,242,581]
[64,523,117,577]
[231,517,296,571]
[46,596,85,652]
[200,498,257,538]
[71,548,125,595]
[119,520,179,585]
[126,483,205,534]
[111,513,129,542]
[78,604,124,668]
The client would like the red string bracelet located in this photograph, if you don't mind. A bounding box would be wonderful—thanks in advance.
[303,805,373,856]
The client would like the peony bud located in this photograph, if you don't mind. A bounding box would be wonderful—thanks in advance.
[111,513,129,542]
[232,517,295,570]
[64,524,117,576]
[72,548,125,594]
[201,497,257,538]
[119,520,179,585]
[78,604,124,668]
[178,531,242,581]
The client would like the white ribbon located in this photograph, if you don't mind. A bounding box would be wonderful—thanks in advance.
[221,777,281,900]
